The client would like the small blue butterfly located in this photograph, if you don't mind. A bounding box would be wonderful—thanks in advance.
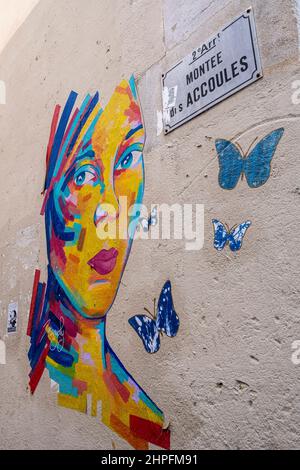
[128,280,180,353]
[216,128,284,190]
[212,219,252,252]
[139,206,158,233]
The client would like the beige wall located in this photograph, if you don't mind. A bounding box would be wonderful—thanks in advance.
[0,0,40,53]
[0,0,300,450]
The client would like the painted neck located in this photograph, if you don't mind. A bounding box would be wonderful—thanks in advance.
[47,288,109,372]
[75,319,108,371]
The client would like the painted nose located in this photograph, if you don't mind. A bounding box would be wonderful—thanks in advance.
[94,205,108,226]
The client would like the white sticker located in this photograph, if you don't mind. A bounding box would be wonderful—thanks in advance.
[7,301,18,334]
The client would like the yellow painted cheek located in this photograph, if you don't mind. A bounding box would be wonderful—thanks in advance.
[61,187,101,294]
[57,164,143,313]
[115,167,143,198]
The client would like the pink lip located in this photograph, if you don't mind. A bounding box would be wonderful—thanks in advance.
[88,248,118,275]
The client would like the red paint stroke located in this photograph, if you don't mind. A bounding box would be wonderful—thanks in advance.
[36,320,50,345]
[103,354,130,402]
[29,340,50,394]
[27,270,40,336]
[73,378,87,394]
[111,374,130,403]
[115,84,132,97]
[40,194,47,216]
[103,369,130,403]
[125,101,142,124]
[35,282,46,330]
[103,370,117,397]
[130,415,170,450]
[110,413,148,450]
[46,105,61,169]
[50,301,77,338]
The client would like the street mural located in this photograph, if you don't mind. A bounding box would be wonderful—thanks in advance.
[27,77,170,450]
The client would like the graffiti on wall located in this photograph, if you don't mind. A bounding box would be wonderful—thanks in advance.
[27,78,170,450]
[129,280,180,353]
[216,128,284,190]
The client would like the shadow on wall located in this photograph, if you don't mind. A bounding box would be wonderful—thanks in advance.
[0,0,40,54]
[0,80,6,104]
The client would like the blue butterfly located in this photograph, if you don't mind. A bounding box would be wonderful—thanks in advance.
[138,206,158,233]
[216,128,284,190]
[212,219,252,252]
[128,280,179,353]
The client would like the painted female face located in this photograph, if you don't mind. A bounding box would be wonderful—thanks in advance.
[46,80,145,318]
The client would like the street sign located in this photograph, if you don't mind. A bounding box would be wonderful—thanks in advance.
[162,7,262,133]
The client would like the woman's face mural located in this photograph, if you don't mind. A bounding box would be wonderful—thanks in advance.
[46,79,144,318]
[28,79,170,450]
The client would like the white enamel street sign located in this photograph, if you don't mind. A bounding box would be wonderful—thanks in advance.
[162,8,262,133]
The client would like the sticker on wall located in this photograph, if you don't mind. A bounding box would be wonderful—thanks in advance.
[212,219,252,252]
[216,128,284,190]
[27,77,170,450]
[7,301,18,334]
[129,280,180,353]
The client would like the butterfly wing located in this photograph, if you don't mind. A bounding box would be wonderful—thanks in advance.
[244,128,284,188]
[139,207,158,233]
[212,219,229,251]
[156,280,180,337]
[216,139,244,190]
[139,217,149,233]
[149,206,158,227]
[228,221,252,252]
[128,315,160,353]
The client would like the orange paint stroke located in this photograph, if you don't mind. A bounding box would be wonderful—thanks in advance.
[77,228,86,252]
[110,413,148,450]
[69,254,80,264]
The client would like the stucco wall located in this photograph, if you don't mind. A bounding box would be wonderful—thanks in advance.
[0,0,299,450]
[0,0,40,53]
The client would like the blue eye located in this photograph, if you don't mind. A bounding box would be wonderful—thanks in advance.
[74,169,95,186]
[115,148,143,172]
[119,152,133,169]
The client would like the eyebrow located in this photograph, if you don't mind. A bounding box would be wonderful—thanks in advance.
[124,124,143,141]
[61,150,95,191]
[75,149,95,162]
